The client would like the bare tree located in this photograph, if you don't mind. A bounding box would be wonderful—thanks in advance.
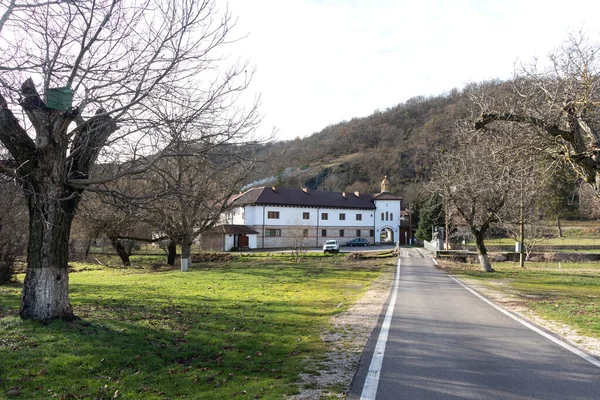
[135,151,253,271]
[285,219,311,263]
[474,33,600,198]
[72,192,152,265]
[432,121,525,272]
[0,0,260,321]
[95,93,260,270]
[499,163,573,265]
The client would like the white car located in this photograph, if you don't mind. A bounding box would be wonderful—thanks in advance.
[323,240,340,253]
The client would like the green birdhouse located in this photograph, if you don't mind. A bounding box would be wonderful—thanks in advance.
[46,87,73,110]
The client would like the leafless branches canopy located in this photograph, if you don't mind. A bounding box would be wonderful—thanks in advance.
[432,119,529,272]
[473,33,600,196]
[0,0,261,321]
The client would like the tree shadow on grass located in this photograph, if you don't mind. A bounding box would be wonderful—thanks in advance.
[1,288,335,399]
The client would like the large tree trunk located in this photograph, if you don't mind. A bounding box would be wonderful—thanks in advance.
[473,231,494,272]
[1,80,117,322]
[167,240,177,266]
[109,235,131,266]
[180,234,191,272]
[20,189,79,322]
[83,236,94,260]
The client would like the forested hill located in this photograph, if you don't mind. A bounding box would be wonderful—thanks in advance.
[246,88,472,201]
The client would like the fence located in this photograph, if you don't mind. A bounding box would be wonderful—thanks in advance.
[424,239,441,255]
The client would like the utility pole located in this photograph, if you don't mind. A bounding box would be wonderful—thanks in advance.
[519,176,525,268]
[444,198,449,251]
[408,206,412,245]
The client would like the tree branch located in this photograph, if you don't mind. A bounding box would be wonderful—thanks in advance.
[0,92,36,166]
[475,112,573,142]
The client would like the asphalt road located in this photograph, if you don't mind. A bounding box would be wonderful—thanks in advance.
[349,248,600,400]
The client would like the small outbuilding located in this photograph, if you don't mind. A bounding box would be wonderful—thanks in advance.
[200,224,258,251]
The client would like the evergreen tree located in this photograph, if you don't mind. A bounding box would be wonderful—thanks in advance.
[415,196,444,241]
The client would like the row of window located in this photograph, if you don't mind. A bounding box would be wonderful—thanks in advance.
[381,211,394,221]
[264,229,374,238]
[267,211,363,221]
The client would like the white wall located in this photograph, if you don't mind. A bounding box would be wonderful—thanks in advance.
[230,207,245,225]
[229,202,405,248]
[224,234,235,251]
[244,205,376,228]
[374,200,402,243]
[248,234,257,249]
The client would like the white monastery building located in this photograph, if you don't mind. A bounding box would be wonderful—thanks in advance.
[203,177,402,251]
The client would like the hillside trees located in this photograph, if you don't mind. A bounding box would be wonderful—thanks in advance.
[245,91,471,193]
[0,0,260,322]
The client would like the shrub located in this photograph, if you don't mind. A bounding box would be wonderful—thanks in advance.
[0,236,20,283]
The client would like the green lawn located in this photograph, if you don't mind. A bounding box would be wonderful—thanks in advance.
[0,255,390,399]
[437,260,600,339]
[480,237,600,246]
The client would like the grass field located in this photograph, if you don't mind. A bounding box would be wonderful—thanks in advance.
[0,254,391,399]
[436,260,600,339]
[458,219,600,249]
[481,237,600,247]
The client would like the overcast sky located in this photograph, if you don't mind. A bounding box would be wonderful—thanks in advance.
[226,0,600,142]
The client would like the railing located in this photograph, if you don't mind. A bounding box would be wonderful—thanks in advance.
[423,240,439,255]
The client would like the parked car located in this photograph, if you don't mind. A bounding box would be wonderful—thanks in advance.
[346,238,369,247]
[323,240,340,253]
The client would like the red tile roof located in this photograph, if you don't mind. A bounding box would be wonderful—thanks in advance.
[206,224,259,234]
[230,187,400,209]
[372,192,403,200]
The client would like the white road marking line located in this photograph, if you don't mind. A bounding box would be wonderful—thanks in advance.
[449,275,600,369]
[360,258,401,400]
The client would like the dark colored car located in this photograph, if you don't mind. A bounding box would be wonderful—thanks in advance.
[346,238,369,247]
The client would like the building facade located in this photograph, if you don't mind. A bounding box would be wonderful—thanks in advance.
[204,177,402,251]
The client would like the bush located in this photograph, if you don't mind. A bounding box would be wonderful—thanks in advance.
[0,238,19,283]
[0,186,28,283]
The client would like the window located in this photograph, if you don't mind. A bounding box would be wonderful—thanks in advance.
[322,229,327,237]
[370,230,374,237]
[303,229,309,237]
[339,213,346,221]
[356,214,362,221]
[390,213,393,221]
[386,211,389,221]
[381,212,384,221]
[268,211,280,219]
[356,230,361,237]
[340,229,344,237]
[265,229,281,237]
[322,213,328,220]
[303,212,310,220]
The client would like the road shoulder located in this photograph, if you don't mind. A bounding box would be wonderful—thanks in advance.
[454,274,600,359]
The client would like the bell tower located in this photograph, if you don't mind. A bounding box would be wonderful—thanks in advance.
[381,175,390,193]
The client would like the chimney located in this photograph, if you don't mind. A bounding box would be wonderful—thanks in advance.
[302,187,309,193]
[342,192,346,198]
[354,191,360,197]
